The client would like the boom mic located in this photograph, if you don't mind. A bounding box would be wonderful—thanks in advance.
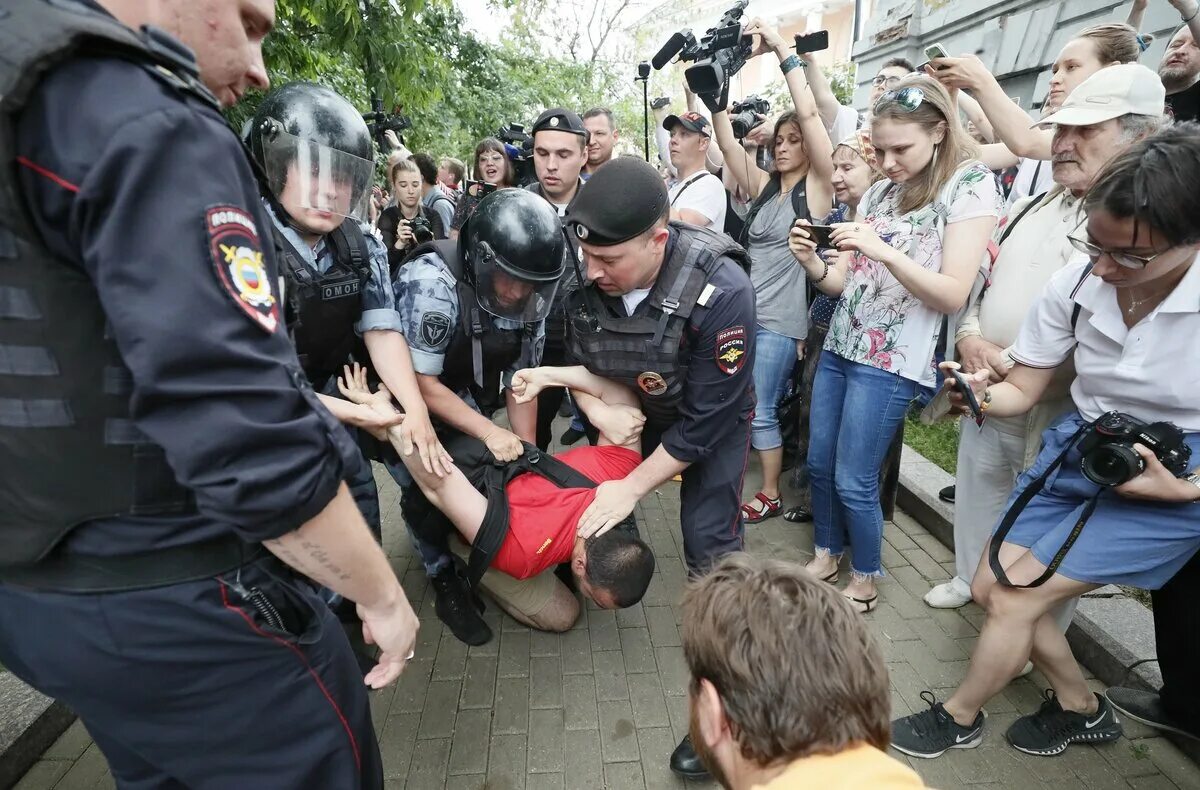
[651,31,688,70]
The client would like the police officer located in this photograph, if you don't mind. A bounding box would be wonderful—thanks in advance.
[248,82,451,541]
[525,107,591,451]
[390,188,565,645]
[0,1,417,787]
[562,157,756,778]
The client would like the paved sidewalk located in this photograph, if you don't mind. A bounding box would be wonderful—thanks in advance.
[13,456,1200,790]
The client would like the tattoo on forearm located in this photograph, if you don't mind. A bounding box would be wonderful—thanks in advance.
[299,540,352,581]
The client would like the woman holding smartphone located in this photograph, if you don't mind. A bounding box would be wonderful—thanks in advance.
[789,76,1002,612]
[709,17,834,524]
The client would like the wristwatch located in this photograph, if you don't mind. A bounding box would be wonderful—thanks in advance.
[1185,472,1200,502]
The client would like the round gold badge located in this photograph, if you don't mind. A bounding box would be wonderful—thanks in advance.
[637,371,668,396]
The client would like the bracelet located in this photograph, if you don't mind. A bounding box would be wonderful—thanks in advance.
[979,389,992,411]
[810,257,831,284]
[1185,3,1200,23]
[780,55,803,75]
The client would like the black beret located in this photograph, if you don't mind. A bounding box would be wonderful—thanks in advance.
[566,158,669,246]
[531,107,588,137]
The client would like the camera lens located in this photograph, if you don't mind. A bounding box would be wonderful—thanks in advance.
[1080,444,1143,486]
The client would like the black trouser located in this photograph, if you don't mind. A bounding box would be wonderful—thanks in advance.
[643,418,751,574]
[1151,549,1200,732]
[535,318,569,451]
[0,557,381,789]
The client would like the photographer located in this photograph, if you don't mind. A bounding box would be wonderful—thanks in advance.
[377,157,445,272]
[449,137,518,240]
[789,76,1001,613]
[411,152,455,237]
[707,18,834,524]
[891,126,1200,760]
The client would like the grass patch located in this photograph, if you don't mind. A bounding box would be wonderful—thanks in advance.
[903,413,960,474]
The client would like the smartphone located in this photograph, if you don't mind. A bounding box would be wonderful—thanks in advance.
[795,30,830,55]
[950,369,984,425]
[924,42,950,64]
[801,223,836,248]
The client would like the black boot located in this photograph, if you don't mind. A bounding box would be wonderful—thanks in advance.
[431,563,492,646]
[669,734,709,778]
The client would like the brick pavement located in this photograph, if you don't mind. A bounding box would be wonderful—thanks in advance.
[13,454,1200,790]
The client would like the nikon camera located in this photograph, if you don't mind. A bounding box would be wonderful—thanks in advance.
[1078,411,1192,486]
[730,95,770,139]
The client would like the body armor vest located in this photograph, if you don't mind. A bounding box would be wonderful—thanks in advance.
[405,240,524,417]
[0,0,214,568]
[276,218,372,388]
[565,222,751,426]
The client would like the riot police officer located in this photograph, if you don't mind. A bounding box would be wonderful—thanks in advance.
[0,1,416,787]
[391,188,566,645]
[248,82,451,541]
[562,157,757,778]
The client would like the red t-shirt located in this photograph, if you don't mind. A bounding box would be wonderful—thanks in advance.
[491,445,642,580]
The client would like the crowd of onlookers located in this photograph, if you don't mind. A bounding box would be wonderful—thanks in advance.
[348,3,1200,782]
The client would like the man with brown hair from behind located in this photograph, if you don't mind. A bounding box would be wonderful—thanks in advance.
[681,554,925,789]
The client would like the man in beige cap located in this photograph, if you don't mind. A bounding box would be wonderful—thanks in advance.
[895,63,1168,761]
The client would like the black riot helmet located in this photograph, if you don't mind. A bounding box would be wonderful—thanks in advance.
[461,189,568,323]
[249,82,375,224]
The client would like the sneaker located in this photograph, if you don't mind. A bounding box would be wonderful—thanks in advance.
[430,564,493,646]
[1106,688,1200,741]
[891,691,985,758]
[559,426,586,446]
[924,578,972,609]
[1006,690,1122,756]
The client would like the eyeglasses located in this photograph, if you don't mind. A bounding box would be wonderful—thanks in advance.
[872,75,902,88]
[877,87,926,113]
[479,154,507,165]
[1066,221,1173,270]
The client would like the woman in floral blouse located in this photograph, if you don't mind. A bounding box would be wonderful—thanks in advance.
[789,76,1002,612]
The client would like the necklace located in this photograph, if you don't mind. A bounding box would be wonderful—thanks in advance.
[1124,287,1169,316]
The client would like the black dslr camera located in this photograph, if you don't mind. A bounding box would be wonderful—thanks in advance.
[497,123,537,187]
[406,215,434,245]
[1078,411,1191,486]
[653,0,753,96]
[730,95,770,139]
[363,98,411,151]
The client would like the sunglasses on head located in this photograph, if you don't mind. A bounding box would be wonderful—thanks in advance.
[877,87,926,113]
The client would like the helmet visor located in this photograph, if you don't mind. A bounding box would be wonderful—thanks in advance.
[470,241,560,323]
[262,127,374,224]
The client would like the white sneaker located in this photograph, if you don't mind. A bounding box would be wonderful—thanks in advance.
[924,579,972,609]
[1017,661,1034,678]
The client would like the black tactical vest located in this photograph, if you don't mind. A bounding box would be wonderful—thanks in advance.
[565,222,751,426]
[276,218,373,389]
[0,1,214,568]
[404,240,525,417]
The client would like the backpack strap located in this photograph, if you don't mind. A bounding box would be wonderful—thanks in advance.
[997,192,1048,246]
[326,218,373,282]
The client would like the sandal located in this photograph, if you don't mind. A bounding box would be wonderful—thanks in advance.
[843,593,879,614]
[740,492,782,524]
[783,505,813,523]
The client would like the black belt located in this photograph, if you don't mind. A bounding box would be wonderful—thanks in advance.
[0,534,262,594]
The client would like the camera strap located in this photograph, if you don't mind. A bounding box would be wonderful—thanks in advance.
[987,419,1098,588]
[670,171,710,207]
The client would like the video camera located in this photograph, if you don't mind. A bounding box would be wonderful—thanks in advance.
[730,95,770,139]
[651,0,753,96]
[496,122,538,187]
[363,98,411,152]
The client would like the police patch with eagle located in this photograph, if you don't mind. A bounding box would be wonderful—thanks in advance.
[206,206,279,333]
[715,325,747,375]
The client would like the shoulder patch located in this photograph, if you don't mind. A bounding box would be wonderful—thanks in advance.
[420,311,453,348]
[206,206,278,333]
[715,325,747,375]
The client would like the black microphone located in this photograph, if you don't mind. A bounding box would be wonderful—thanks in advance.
[651,32,687,70]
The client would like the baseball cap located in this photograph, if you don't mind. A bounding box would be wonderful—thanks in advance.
[1036,64,1165,128]
[663,111,712,138]
[532,107,588,137]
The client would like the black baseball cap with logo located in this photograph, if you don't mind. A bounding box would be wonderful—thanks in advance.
[663,111,711,138]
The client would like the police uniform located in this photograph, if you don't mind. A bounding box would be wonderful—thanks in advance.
[525,107,588,450]
[0,3,380,787]
[269,206,401,537]
[564,158,757,573]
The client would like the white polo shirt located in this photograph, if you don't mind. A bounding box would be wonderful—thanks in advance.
[1011,255,1200,432]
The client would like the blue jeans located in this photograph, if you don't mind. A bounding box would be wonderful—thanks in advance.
[808,352,926,577]
[750,326,799,451]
